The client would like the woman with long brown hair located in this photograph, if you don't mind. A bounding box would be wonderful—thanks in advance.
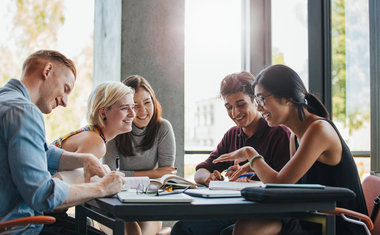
[103,75,176,235]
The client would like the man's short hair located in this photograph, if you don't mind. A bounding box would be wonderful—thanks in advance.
[220,71,255,100]
[22,50,76,78]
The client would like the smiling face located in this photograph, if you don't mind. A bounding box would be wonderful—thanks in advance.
[254,84,289,127]
[103,93,135,134]
[224,92,261,135]
[133,88,154,128]
[37,64,75,114]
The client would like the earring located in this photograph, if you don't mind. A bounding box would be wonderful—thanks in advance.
[103,117,107,121]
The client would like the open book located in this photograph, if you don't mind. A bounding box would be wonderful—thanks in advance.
[209,180,264,191]
[150,174,197,189]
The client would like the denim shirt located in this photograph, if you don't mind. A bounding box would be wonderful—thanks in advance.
[0,79,69,234]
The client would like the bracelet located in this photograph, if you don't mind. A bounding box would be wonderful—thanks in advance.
[249,154,264,170]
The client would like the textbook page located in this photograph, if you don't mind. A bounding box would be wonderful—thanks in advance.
[150,174,197,189]
[209,180,264,191]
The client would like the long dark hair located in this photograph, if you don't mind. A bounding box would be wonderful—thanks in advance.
[115,75,162,156]
[253,64,329,120]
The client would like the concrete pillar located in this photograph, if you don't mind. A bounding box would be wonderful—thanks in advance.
[94,0,122,84]
[94,0,185,176]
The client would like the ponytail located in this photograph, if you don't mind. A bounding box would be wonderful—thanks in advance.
[304,93,330,119]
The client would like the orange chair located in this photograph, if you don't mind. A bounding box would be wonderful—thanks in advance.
[0,216,56,235]
[323,175,380,235]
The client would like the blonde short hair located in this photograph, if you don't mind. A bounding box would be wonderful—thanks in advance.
[87,81,134,128]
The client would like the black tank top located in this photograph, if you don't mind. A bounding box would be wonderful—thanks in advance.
[296,119,367,234]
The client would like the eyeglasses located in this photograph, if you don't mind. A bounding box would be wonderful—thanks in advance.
[254,94,272,107]
[136,183,161,196]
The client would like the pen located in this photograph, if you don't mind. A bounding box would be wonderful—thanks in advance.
[115,155,120,171]
[237,173,256,179]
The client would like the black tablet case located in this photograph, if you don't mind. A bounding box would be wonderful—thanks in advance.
[241,186,356,203]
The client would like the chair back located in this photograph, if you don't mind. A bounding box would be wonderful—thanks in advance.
[362,175,380,234]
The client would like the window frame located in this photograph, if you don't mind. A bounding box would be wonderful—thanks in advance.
[185,0,377,172]
[369,0,380,171]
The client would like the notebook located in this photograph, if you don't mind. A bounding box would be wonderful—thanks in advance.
[117,191,194,203]
[208,180,264,191]
[185,188,242,198]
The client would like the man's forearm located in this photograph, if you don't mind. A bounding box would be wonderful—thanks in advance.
[56,172,123,209]
[56,182,104,209]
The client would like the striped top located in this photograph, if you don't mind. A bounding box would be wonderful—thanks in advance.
[52,124,106,148]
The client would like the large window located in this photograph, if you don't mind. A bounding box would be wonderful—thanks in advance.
[184,0,242,180]
[183,0,372,180]
[271,0,308,87]
[331,0,370,178]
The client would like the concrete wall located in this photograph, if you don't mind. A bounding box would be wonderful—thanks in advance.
[94,0,185,176]
[94,0,122,84]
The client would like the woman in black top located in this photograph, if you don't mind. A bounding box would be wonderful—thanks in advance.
[214,64,367,235]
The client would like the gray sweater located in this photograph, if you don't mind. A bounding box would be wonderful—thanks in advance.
[103,118,176,176]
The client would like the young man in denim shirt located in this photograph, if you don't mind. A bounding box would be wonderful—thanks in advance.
[0,50,124,234]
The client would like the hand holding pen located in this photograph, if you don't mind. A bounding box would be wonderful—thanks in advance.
[224,164,240,179]
[227,162,254,181]
[207,170,224,185]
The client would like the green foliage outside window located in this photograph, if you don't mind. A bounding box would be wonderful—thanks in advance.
[0,0,93,143]
[331,0,347,125]
[331,0,369,135]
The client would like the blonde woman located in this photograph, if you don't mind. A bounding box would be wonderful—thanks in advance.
[52,81,135,159]
[49,81,135,234]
